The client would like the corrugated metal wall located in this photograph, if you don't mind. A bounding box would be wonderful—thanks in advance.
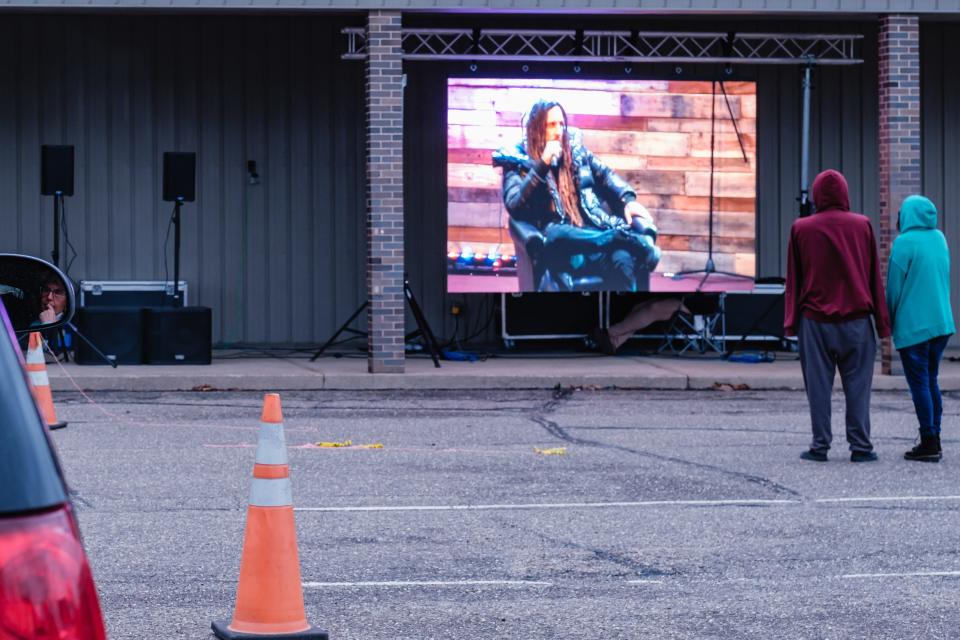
[0,14,366,346]
[922,23,960,341]
[755,27,880,278]
[5,13,953,348]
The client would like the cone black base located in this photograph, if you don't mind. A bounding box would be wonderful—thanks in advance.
[211,621,329,640]
[49,421,68,430]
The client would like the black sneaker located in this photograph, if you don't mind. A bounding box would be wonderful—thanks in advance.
[850,451,878,463]
[588,328,617,356]
[904,435,941,462]
[800,449,828,462]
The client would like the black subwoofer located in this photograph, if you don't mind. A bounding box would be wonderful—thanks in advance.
[503,292,601,337]
[144,306,211,364]
[724,292,785,338]
[74,307,145,365]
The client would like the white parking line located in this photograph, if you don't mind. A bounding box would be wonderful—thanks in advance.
[296,499,795,513]
[302,580,552,588]
[815,495,960,504]
[295,495,960,513]
[301,573,960,590]
[841,571,960,579]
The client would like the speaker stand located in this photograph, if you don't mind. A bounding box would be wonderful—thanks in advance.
[172,199,184,304]
[51,192,63,268]
[48,190,105,364]
[311,276,442,368]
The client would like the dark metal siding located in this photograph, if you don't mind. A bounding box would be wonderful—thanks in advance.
[922,23,960,338]
[0,14,366,345]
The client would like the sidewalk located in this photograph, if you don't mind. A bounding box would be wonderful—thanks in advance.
[44,350,960,392]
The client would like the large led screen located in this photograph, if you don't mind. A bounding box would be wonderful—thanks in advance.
[446,78,757,293]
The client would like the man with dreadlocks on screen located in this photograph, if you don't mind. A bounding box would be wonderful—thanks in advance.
[493,98,660,292]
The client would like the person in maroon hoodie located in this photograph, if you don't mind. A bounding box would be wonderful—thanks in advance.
[785,169,891,463]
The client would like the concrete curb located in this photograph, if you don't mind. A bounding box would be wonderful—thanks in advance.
[42,354,960,392]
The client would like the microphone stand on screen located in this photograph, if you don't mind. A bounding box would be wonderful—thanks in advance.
[670,73,753,294]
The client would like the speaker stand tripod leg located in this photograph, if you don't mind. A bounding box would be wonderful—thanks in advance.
[314,280,442,368]
[403,279,441,369]
[66,321,118,368]
[310,301,369,362]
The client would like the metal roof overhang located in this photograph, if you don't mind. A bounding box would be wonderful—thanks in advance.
[0,0,958,15]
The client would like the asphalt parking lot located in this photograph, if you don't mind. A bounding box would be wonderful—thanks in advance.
[52,388,960,640]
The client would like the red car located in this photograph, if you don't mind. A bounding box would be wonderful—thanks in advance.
[0,253,107,639]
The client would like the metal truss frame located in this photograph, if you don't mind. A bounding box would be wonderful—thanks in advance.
[343,28,862,65]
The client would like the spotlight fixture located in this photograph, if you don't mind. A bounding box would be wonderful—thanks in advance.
[674,66,684,76]
[573,64,582,74]
[521,64,530,73]
[469,62,478,72]
[624,65,633,74]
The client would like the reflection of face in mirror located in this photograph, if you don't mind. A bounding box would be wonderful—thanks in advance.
[38,278,68,324]
[0,254,73,334]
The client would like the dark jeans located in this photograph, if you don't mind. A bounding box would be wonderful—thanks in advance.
[542,223,650,292]
[898,334,951,436]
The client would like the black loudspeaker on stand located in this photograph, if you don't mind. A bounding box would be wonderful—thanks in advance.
[163,152,196,306]
[311,276,442,368]
[40,144,117,368]
[41,145,74,275]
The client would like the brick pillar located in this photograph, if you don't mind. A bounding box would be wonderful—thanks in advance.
[366,10,405,373]
[878,15,921,375]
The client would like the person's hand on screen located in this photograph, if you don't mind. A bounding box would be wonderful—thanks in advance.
[624,201,653,225]
[541,140,563,166]
[625,201,657,240]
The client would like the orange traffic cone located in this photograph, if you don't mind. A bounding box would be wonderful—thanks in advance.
[25,332,67,430]
[212,393,328,640]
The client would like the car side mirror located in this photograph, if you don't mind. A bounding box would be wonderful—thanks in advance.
[0,254,75,334]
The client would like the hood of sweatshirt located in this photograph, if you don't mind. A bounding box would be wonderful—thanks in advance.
[898,194,938,232]
[812,169,851,213]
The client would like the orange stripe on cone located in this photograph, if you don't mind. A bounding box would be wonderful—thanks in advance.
[253,463,289,480]
[212,393,328,640]
[26,333,67,430]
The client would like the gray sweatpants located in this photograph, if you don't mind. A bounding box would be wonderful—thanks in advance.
[798,316,876,454]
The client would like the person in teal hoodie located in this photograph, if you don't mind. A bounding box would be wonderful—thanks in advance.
[887,195,956,462]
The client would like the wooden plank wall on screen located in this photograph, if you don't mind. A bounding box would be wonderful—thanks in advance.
[447,78,757,276]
